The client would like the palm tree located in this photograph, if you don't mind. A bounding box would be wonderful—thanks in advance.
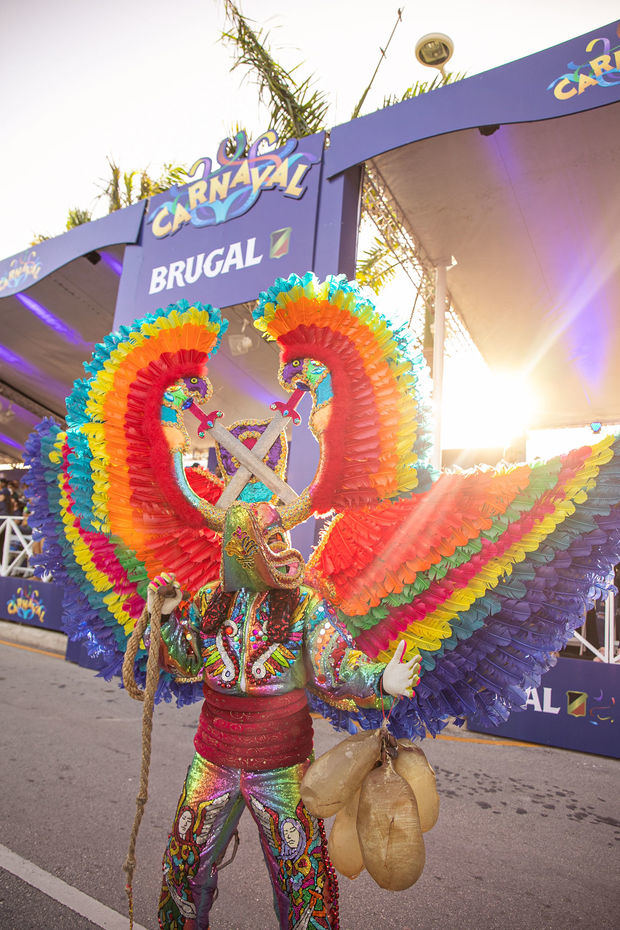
[66,207,93,230]
[102,158,190,214]
[221,0,329,141]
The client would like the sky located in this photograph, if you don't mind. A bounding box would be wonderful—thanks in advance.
[1,0,619,260]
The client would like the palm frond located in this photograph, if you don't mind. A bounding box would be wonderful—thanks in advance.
[66,207,93,230]
[222,0,329,142]
[148,163,190,195]
[222,123,250,158]
[383,71,467,108]
[356,238,399,291]
[104,158,123,213]
[122,171,137,207]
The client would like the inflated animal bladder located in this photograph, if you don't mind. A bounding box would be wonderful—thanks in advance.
[356,756,425,890]
[300,728,381,817]
[393,739,440,833]
[328,788,364,879]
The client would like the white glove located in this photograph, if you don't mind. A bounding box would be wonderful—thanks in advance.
[147,572,182,616]
[382,641,421,698]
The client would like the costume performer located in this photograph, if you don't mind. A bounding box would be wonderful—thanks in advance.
[23,273,620,930]
[149,500,416,929]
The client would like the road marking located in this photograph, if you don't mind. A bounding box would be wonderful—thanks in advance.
[311,713,541,749]
[0,843,149,930]
[0,637,64,659]
[435,732,540,748]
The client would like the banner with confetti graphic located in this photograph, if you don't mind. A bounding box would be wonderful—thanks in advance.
[469,656,619,758]
[0,576,64,632]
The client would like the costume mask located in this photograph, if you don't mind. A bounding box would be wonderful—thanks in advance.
[222,501,305,592]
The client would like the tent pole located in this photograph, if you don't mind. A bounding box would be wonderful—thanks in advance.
[432,263,448,471]
[604,590,616,663]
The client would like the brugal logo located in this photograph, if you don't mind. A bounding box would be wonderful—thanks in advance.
[149,238,263,294]
[147,129,319,239]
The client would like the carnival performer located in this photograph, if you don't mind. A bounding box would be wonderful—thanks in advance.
[23,273,620,930]
[149,499,419,930]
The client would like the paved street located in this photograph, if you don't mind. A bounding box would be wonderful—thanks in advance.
[1,634,618,930]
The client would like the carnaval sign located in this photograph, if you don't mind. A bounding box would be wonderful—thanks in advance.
[548,25,620,100]
[0,576,65,631]
[119,130,325,323]
[6,585,46,623]
[147,130,320,240]
[0,250,43,296]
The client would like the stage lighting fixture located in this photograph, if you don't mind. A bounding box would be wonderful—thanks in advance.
[415,33,454,74]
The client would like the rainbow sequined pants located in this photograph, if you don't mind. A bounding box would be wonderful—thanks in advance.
[158,751,339,930]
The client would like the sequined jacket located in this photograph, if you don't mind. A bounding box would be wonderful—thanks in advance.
[160,583,389,711]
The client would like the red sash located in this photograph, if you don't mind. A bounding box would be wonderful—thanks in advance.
[194,686,314,771]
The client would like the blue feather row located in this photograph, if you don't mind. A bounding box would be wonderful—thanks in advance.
[23,420,202,708]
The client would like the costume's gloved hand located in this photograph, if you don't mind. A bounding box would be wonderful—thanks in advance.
[382,641,421,698]
[147,572,182,616]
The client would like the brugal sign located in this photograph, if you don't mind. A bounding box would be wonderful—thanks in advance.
[469,656,619,759]
[120,130,324,323]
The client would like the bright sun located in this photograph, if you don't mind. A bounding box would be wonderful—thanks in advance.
[441,357,537,450]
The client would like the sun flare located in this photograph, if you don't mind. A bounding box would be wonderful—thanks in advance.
[441,358,537,450]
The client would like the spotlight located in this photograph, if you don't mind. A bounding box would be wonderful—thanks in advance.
[227,318,253,356]
[415,33,454,75]
[227,333,253,356]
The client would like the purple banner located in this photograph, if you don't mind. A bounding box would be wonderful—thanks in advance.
[0,576,64,632]
[469,656,619,759]
[0,203,144,297]
[327,20,620,177]
[115,131,324,326]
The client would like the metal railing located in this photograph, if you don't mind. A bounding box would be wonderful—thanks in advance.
[571,592,619,664]
[0,515,35,579]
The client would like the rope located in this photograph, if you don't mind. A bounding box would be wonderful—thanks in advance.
[121,587,170,929]
[210,828,241,905]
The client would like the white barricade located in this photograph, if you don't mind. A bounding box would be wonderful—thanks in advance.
[0,515,35,579]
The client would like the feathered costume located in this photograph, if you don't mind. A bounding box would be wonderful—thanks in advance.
[24,273,620,929]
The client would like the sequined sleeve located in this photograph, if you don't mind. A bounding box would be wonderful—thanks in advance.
[156,598,204,680]
[303,593,391,710]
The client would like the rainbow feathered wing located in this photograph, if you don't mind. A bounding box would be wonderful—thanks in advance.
[24,300,227,703]
[254,274,620,737]
[23,273,620,736]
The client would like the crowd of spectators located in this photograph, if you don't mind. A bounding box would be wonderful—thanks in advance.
[0,477,36,575]
[0,477,27,518]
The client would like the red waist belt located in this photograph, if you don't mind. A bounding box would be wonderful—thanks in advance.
[194,686,314,772]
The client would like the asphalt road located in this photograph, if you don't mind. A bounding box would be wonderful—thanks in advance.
[1,635,618,930]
